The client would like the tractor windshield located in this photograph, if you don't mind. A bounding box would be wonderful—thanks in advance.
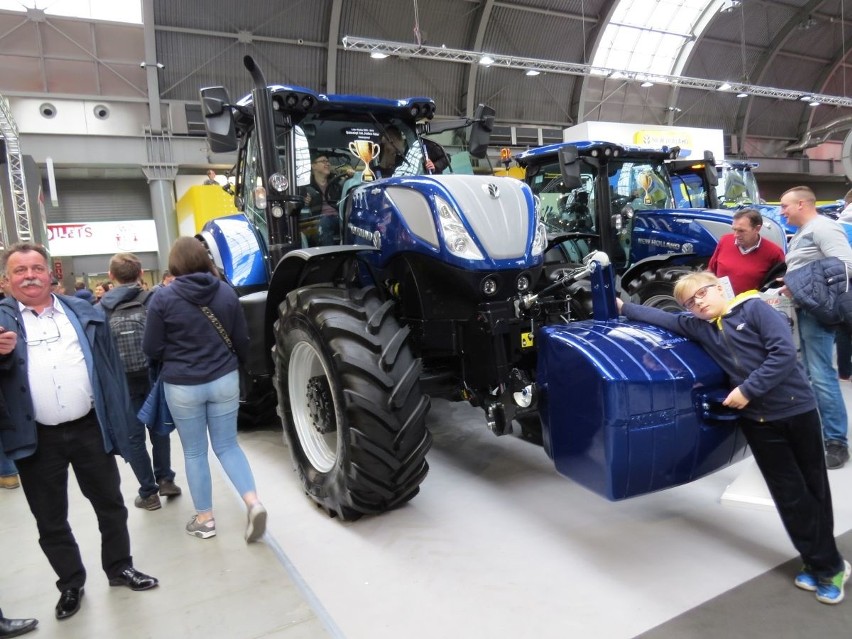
[288,115,424,186]
[717,164,762,206]
[608,159,675,210]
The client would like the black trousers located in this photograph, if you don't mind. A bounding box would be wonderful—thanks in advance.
[740,409,843,578]
[15,412,132,591]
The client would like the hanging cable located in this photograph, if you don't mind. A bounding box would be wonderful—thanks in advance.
[740,1,748,83]
[842,0,847,97]
[412,0,422,46]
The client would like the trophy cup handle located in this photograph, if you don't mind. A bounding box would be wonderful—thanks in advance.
[348,141,358,156]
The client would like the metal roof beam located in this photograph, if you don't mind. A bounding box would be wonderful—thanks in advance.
[342,35,852,108]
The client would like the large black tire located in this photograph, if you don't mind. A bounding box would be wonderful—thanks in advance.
[273,285,432,520]
[624,266,699,312]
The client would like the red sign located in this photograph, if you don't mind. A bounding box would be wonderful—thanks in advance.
[53,260,63,279]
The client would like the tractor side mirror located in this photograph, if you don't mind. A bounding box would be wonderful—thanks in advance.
[558,146,582,191]
[199,86,238,153]
[468,104,495,159]
[703,150,719,187]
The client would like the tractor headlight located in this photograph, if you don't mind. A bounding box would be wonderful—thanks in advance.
[435,196,484,260]
[530,222,546,257]
[268,172,288,193]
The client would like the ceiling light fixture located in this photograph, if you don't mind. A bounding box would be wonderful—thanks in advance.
[525,69,541,76]
[640,80,653,88]
[809,100,821,107]
[479,55,495,66]
[717,82,732,91]
[736,91,748,98]
[370,51,388,59]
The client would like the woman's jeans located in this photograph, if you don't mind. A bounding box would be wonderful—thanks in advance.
[164,370,256,513]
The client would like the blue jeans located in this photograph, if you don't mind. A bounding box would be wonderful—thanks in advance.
[0,445,16,476]
[164,370,255,514]
[127,381,175,498]
[798,309,848,446]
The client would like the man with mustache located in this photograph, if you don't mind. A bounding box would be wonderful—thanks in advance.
[0,243,159,622]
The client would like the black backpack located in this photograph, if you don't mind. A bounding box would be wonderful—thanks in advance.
[107,289,151,375]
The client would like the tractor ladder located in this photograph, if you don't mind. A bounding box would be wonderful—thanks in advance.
[0,94,33,248]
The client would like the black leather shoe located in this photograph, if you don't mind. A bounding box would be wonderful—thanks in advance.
[0,614,38,637]
[108,567,159,591]
[55,587,83,620]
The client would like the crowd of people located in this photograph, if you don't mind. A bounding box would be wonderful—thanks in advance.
[3,181,852,633]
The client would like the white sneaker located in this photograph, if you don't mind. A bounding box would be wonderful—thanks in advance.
[245,503,267,543]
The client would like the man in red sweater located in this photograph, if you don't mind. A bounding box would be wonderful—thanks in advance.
[707,208,785,294]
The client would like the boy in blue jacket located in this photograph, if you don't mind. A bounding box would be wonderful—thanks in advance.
[617,271,849,604]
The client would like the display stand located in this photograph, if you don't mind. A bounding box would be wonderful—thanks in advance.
[720,458,776,511]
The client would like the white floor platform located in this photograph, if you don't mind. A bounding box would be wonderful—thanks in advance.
[4,383,852,638]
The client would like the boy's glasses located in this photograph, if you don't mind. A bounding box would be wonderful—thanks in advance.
[681,284,716,310]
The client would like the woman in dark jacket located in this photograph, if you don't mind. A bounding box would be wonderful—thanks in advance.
[142,237,266,543]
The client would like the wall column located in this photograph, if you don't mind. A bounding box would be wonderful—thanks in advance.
[143,132,178,270]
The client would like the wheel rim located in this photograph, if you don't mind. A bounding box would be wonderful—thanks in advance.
[641,293,683,313]
[288,341,338,473]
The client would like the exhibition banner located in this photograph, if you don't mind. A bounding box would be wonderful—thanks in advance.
[47,220,158,256]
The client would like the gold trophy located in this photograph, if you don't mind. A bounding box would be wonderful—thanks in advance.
[638,171,653,204]
[349,139,381,182]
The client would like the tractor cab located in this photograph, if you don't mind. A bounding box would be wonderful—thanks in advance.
[517,142,681,275]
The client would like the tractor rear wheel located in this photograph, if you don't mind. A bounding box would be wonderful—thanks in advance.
[274,285,431,520]
[624,266,698,312]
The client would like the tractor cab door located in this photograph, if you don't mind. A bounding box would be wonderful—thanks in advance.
[669,151,719,208]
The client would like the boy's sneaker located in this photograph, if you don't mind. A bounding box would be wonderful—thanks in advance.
[186,516,216,539]
[794,566,818,591]
[157,478,182,497]
[134,493,162,511]
[825,441,850,470]
[815,560,852,605]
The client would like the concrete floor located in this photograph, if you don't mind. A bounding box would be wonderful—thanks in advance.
[4,385,852,638]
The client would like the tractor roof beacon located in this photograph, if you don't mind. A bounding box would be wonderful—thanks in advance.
[198,56,750,521]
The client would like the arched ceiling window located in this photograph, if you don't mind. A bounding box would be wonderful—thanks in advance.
[0,0,141,23]
[592,0,724,77]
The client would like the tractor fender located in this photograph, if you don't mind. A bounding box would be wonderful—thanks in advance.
[536,319,748,500]
[265,244,379,347]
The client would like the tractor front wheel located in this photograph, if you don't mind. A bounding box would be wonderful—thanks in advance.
[273,285,431,520]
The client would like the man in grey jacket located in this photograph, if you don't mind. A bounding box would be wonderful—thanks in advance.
[781,185,852,469]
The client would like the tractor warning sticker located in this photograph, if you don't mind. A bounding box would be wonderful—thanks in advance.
[521,332,534,348]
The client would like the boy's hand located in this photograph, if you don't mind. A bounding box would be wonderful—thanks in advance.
[615,297,624,313]
[723,386,749,409]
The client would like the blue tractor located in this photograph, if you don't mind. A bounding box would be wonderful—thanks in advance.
[197,57,748,520]
[515,144,787,313]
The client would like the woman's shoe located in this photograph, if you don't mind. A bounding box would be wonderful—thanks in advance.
[0,475,20,489]
[185,515,216,539]
[245,503,267,543]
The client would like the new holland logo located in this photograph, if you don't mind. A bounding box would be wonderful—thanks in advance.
[481,182,500,199]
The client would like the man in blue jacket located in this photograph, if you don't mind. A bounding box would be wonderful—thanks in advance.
[0,243,159,622]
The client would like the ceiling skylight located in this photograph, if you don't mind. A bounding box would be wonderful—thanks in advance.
[592,0,724,77]
[0,0,141,24]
